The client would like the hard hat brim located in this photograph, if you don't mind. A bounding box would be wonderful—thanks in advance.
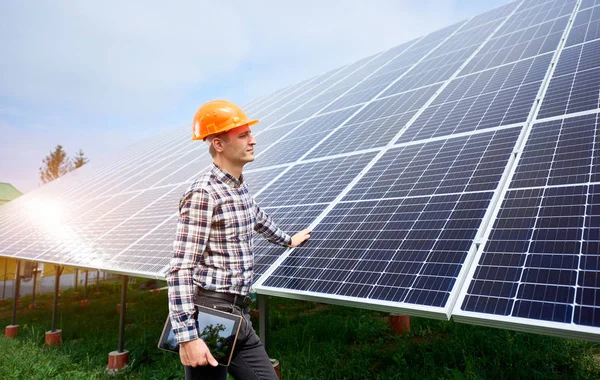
[193,119,259,141]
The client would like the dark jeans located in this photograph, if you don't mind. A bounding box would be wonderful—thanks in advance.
[184,297,278,380]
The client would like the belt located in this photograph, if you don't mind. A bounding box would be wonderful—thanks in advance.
[195,287,252,308]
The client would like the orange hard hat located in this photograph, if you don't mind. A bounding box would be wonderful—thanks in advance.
[192,100,259,141]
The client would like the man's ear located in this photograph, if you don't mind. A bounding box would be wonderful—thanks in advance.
[213,137,225,153]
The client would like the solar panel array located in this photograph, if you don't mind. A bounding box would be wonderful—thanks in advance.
[1,0,599,341]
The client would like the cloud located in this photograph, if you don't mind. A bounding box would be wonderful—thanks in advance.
[0,0,501,115]
[0,0,511,193]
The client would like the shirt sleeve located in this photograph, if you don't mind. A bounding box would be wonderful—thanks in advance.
[166,189,215,343]
[254,201,292,247]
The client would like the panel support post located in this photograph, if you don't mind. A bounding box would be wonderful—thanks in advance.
[84,270,89,298]
[2,258,7,300]
[107,275,129,373]
[5,260,21,338]
[258,294,269,350]
[30,262,38,309]
[11,260,21,325]
[46,265,62,346]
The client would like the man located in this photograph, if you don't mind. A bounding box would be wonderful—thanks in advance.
[166,100,311,380]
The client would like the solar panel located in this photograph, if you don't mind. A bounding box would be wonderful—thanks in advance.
[258,127,520,315]
[1,0,599,342]
[539,36,600,118]
[454,111,600,338]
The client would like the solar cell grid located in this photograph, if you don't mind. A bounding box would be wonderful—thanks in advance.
[460,183,600,328]
[566,3,600,46]
[309,85,441,158]
[258,59,378,127]
[262,191,495,308]
[255,151,378,208]
[538,38,600,119]
[248,107,361,169]
[580,0,600,11]
[321,22,467,113]
[400,55,551,143]
[497,0,577,36]
[275,87,360,126]
[510,113,600,188]
[431,21,505,59]
[462,16,570,75]
[459,1,519,32]
[344,127,521,201]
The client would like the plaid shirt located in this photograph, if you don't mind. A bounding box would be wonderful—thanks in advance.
[166,163,292,343]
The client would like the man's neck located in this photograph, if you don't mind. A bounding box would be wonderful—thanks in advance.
[213,158,243,180]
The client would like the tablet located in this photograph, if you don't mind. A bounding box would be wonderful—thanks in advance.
[158,305,243,366]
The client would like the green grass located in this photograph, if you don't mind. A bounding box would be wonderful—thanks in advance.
[1,278,599,379]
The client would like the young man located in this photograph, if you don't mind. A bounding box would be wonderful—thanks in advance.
[166,100,311,379]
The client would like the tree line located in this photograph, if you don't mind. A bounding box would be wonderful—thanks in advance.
[39,145,89,184]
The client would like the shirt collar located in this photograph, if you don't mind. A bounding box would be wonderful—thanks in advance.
[211,163,245,188]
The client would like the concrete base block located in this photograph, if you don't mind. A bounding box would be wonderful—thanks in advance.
[5,325,19,338]
[106,350,129,372]
[72,292,80,298]
[28,303,37,310]
[45,330,62,346]
[390,314,411,334]
[80,299,90,308]
[16,299,21,307]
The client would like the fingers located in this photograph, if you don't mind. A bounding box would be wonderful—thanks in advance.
[206,351,219,367]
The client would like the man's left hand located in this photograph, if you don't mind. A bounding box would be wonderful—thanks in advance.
[290,228,311,247]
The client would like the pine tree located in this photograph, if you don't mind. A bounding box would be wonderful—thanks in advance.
[72,149,89,169]
[39,145,71,184]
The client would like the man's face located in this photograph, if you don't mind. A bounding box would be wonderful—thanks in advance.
[219,125,256,165]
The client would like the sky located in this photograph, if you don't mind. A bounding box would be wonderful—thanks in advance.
[0,0,511,194]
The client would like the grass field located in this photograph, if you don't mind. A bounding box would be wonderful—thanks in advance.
[1,278,599,379]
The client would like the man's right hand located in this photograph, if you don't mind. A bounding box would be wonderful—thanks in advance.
[179,338,218,367]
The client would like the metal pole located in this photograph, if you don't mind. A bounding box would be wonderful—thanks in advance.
[84,270,89,299]
[118,275,128,353]
[258,294,269,350]
[96,270,100,292]
[2,259,7,300]
[51,266,61,332]
[11,260,22,325]
[31,262,38,305]
[74,269,79,291]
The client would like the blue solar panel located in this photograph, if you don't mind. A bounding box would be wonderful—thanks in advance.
[400,54,551,143]
[566,4,600,46]
[463,16,571,75]
[511,114,600,188]
[456,109,599,332]
[538,38,600,119]
[247,107,361,170]
[260,127,520,310]
[310,84,441,158]
[461,184,598,326]
[255,151,378,208]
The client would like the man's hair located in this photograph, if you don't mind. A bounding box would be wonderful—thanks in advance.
[206,133,229,157]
